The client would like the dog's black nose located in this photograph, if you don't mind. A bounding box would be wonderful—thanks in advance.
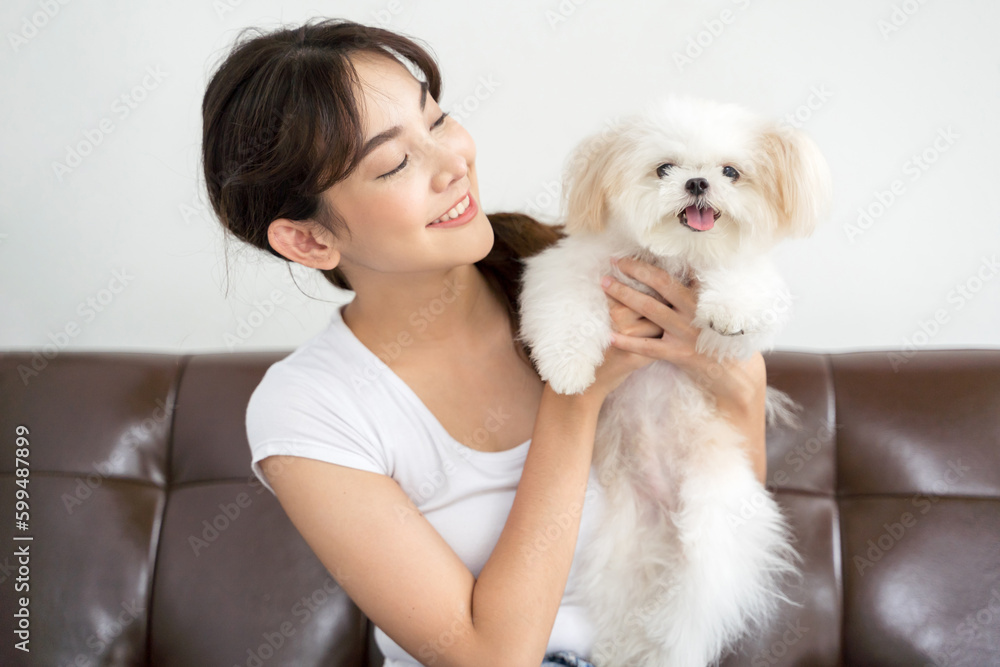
[685,178,710,195]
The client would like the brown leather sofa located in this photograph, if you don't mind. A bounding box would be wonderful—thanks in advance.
[1,348,998,666]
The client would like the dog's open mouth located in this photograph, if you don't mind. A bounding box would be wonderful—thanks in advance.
[679,205,721,232]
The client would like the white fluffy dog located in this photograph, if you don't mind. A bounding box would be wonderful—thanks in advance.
[516,95,832,666]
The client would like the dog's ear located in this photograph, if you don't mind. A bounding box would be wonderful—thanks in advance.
[561,128,619,235]
[757,124,833,239]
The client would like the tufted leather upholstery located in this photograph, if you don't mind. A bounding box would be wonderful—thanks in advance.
[0,349,998,666]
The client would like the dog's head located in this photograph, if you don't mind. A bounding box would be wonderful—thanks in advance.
[562,95,832,261]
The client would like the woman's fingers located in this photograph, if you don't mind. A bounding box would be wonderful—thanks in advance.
[602,268,698,343]
[599,258,764,422]
[609,326,691,360]
[605,293,664,338]
[613,256,699,315]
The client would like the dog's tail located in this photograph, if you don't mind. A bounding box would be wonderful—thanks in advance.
[765,385,803,431]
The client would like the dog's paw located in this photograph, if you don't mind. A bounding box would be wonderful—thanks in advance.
[694,301,764,338]
[546,362,598,396]
[527,317,611,395]
[695,326,759,362]
[532,340,605,395]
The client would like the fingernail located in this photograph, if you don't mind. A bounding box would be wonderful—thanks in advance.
[601,276,612,288]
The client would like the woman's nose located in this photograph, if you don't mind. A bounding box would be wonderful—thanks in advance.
[430,141,469,192]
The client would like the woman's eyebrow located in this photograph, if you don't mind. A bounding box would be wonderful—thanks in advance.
[359,80,428,161]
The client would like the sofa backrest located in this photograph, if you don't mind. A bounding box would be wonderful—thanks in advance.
[0,349,998,666]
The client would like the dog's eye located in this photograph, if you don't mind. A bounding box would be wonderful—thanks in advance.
[722,166,740,181]
[656,163,675,178]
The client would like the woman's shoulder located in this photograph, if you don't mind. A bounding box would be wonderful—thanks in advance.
[245,317,375,435]
[258,307,371,389]
[245,327,387,471]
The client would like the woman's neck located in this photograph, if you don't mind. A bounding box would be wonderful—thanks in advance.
[341,263,509,357]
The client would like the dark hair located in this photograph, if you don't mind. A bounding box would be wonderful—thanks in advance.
[201,17,564,369]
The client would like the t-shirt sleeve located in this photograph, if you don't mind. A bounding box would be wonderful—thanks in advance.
[245,368,388,496]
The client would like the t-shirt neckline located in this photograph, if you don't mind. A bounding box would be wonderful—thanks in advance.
[333,302,532,461]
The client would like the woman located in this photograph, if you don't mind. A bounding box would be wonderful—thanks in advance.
[202,18,767,667]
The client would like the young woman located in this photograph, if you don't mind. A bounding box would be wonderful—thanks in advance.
[201,18,767,667]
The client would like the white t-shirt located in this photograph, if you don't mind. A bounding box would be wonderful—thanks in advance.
[246,300,605,666]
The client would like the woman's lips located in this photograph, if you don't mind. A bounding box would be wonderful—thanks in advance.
[427,194,477,229]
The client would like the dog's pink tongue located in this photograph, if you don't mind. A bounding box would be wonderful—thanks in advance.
[685,205,715,231]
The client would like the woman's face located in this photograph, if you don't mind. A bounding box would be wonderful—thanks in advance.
[321,51,494,281]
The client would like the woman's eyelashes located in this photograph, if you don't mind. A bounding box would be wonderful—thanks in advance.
[378,156,407,180]
[377,111,450,180]
[432,111,450,129]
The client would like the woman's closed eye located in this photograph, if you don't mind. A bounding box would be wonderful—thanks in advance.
[377,111,451,180]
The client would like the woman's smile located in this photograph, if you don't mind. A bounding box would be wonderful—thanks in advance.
[427,192,477,228]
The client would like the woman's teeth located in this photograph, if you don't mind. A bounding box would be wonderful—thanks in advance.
[432,195,470,224]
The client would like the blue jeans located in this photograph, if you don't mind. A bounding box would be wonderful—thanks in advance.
[542,651,595,667]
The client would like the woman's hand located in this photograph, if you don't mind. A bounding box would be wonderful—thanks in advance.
[584,278,665,402]
[598,255,768,483]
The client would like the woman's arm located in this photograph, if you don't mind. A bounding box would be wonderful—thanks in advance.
[260,383,607,667]
[472,383,602,663]
[705,351,768,485]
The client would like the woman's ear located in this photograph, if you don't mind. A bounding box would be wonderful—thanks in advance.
[757,124,833,239]
[267,218,342,270]
[562,127,621,235]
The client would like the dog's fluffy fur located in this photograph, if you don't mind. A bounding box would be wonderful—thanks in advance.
[516,95,832,666]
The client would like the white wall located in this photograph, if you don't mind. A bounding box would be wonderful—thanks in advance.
[2,0,998,358]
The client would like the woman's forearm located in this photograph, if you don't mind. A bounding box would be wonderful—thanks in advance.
[711,354,768,486]
[470,382,602,667]
[725,393,767,485]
